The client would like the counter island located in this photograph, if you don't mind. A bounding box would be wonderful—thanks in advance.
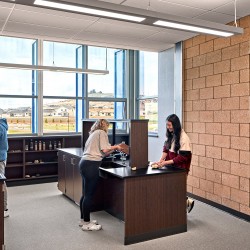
[58,148,187,245]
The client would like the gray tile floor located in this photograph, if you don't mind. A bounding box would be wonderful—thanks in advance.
[4,183,250,250]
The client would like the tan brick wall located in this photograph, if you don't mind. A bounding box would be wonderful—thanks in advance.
[183,16,250,216]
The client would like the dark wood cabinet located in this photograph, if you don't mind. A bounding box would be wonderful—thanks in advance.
[57,151,66,194]
[58,149,81,203]
[6,135,81,185]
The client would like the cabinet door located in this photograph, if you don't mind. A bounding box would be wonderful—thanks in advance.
[58,151,66,194]
[65,154,74,200]
[73,157,82,204]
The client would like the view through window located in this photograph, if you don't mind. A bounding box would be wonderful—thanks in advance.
[0,36,36,134]
[0,37,128,134]
[138,51,158,134]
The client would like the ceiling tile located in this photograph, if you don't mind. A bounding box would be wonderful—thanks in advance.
[196,11,234,24]
[0,20,6,30]
[0,6,13,20]
[147,30,195,44]
[74,31,140,45]
[214,0,250,17]
[9,9,95,30]
[0,1,14,8]
[97,0,124,4]
[85,20,160,39]
[123,0,207,18]
[155,0,231,10]
[4,21,77,39]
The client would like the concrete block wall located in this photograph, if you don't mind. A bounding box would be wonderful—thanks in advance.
[183,16,250,216]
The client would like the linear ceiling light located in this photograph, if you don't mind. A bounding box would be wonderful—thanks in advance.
[153,20,234,37]
[0,62,109,75]
[34,0,145,22]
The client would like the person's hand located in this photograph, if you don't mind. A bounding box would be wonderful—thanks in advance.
[118,143,129,155]
[156,160,165,168]
[151,162,160,169]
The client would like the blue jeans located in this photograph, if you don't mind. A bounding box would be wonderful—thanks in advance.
[79,159,101,222]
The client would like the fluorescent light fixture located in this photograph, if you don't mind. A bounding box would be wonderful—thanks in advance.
[153,20,234,37]
[0,62,109,75]
[34,0,145,22]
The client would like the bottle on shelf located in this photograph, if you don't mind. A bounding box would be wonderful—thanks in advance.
[34,141,38,151]
[49,141,52,150]
[30,140,34,151]
[58,141,61,148]
[43,141,46,151]
[38,141,42,151]
[54,141,57,150]
[25,144,29,151]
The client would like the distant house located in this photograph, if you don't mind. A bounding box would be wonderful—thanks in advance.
[43,107,55,117]
[53,106,75,117]
[7,107,31,117]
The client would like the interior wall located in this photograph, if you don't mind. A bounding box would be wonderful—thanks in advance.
[183,16,250,215]
[148,47,175,162]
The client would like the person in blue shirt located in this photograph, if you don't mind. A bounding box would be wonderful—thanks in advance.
[0,118,9,218]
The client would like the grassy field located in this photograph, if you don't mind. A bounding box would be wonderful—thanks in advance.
[7,116,75,134]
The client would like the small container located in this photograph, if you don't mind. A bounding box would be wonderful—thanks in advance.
[42,142,46,151]
[25,145,29,151]
[38,141,42,151]
[30,140,34,151]
[34,141,38,151]
[58,141,61,148]
[49,141,52,150]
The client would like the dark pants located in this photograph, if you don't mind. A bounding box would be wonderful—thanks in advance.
[79,159,101,222]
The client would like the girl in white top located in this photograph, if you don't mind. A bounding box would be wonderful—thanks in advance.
[79,119,125,231]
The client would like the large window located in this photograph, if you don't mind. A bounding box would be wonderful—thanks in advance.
[138,51,158,134]
[43,41,82,133]
[87,47,127,125]
[0,37,37,134]
[0,36,159,135]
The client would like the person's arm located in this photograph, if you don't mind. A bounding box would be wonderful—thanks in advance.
[152,150,168,166]
[156,152,168,164]
[101,144,122,156]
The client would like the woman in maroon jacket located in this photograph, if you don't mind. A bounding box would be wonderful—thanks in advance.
[155,114,194,213]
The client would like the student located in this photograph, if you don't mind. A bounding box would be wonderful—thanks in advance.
[0,118,9,218]
[154,114,194,213]
[79,119,128,231]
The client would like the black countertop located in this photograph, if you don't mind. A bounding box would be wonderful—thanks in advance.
[58,148,186,179]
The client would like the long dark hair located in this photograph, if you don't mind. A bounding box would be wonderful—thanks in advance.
[165,114,182,153]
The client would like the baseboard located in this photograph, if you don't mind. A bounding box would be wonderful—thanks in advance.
[187,192,250,222]
[6,177,58,187]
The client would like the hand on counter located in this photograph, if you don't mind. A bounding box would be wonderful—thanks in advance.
[152,159,174,168]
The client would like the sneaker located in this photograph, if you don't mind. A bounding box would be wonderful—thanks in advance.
[79,220,98,227]
[187,199,194,213]
[4,210,9,218]
[81,222,102,231]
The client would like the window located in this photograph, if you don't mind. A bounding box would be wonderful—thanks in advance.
[0,36,37,134]
[43,41,82,133]
[138,51,158,134]
[87,47,127,128]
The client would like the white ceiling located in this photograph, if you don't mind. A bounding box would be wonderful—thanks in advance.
[0,0,250,52]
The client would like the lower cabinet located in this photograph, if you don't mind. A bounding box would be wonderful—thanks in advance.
[58,150,81,202]
[58,148,104,211]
